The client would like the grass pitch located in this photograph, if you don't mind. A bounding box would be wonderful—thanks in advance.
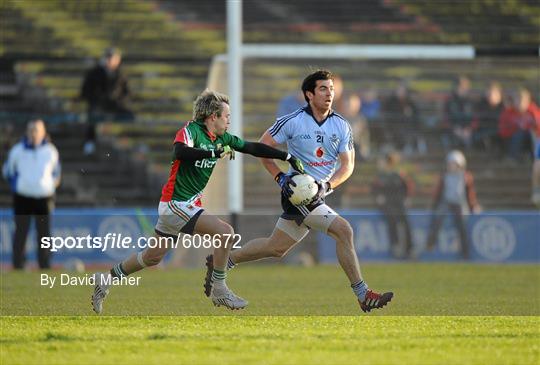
[1,263,539,364]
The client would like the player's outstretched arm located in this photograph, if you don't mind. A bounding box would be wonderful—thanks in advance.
[174,142,232,160]
[257,131,288,178]
[237,139,304,173]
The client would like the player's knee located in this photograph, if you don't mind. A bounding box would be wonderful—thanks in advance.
[330,218,353,245]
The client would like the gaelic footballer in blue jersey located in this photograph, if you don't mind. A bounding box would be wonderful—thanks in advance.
[204,70,393,313]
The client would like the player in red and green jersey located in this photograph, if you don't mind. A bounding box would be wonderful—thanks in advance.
[160,115,245,205]
[91,89,304,313]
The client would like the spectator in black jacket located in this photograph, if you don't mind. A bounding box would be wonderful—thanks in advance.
[371,151,415,259]
[444,76,475,149]
[81,47,134,154]
[472,82,504,152]
[382,83,425,155]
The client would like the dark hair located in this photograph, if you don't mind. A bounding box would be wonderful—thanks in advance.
[301,69,334,103]
[103,47,121,58]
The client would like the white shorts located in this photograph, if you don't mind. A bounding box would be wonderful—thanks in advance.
[276,204,338,242]
[154,200,204,237]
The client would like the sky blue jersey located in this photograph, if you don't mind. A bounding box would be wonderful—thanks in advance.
[268,106,354,182]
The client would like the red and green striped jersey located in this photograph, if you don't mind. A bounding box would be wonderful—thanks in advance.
[160,119,245,204]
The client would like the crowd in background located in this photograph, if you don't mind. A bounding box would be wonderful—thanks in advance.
[444,76,540,163]
[75,47,540,165]
[277,75,540,163]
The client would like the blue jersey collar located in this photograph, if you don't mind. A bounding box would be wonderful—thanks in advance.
[304,105,334,127]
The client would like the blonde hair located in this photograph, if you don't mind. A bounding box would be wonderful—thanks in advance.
[193,89,229,121]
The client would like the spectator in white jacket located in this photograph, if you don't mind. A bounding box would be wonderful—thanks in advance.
[2,120,61,269]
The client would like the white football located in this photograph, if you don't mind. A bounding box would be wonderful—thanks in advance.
[288,174,318,206]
